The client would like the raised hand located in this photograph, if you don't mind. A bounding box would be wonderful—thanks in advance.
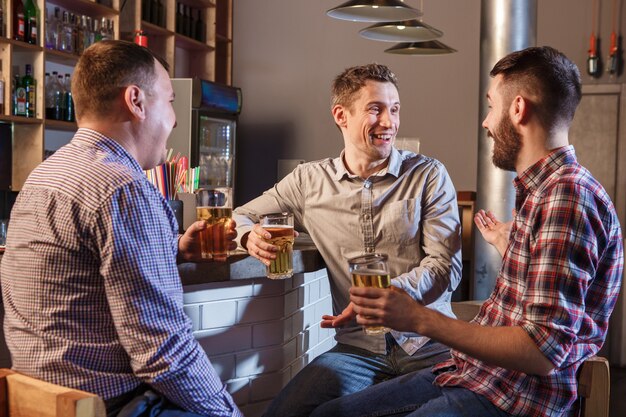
[474,209,513,257]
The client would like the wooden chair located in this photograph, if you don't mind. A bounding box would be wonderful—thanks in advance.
[451,301,610,417]
[0,369,106,417]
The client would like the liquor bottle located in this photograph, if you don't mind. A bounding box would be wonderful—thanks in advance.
[0,0,4,37]
[23,64,36,118]
[53,7,62,50]
[195,8,205,42]
[13,0,25,42]
[150,0,158,24]
[44,7,55,49]
[0,60,5,115]
[45,71,63,120]
[100,17,109,41]
[14,72,25,116]
[176,2,183,34]
[60,11,73,53]
[63,73,74,122]
[24,0,38,45]
[141,0,151,23]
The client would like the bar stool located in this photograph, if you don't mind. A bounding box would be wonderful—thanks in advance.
[0,368,106,417]
[451,301,610,417]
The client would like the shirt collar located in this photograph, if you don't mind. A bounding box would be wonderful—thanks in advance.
[513,145,577,195]
[72,128,144,174]
[333,147,402,181]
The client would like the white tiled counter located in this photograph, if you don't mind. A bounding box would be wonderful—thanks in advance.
[0,242,334,417]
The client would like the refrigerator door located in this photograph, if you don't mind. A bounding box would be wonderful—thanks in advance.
[194,114,236,189]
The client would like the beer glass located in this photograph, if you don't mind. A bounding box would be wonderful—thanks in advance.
[260,212,294,279]
[195,187,232,261]
[348,253,391,335]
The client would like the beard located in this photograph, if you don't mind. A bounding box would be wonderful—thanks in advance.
[490,112,522,172]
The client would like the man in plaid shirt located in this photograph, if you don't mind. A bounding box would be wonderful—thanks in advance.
[308,46,623,417]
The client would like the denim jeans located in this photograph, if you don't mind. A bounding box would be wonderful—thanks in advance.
[108,388,207,417]
[309,367,511,417]
[263,336,450,417]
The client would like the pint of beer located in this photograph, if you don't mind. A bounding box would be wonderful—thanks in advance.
[348,253,391,335]
[260,212,294,279]
[195,188,232,261]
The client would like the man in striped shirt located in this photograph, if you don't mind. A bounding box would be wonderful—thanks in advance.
[1,40,242,416]
[309,47,623,417]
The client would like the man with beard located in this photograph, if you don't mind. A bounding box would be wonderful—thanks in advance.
[308,47,624,417]
[233,63,462,416]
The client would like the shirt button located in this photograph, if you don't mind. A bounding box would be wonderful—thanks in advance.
[364,182,371,189]
[366,247,374,253]
[364,214,370,220]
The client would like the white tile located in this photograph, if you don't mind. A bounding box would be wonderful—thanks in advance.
[195,326,252,355]
[236,339,297,377]
[252,320,287,348]
[183,281,253,304]
[201,300,238,328]
[252,277,290,296]
[237,297,284,324]
[207,353,236,380]
[283,288,298,316]
[309,279,321,303]
[249,370,290,402]
[226,377,251,405]
[183,304,200,331]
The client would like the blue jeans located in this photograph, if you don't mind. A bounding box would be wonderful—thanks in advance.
[310,367,511,417]
[108,388,206,417]
[263,336,450,417]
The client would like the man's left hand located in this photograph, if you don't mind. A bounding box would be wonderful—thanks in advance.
[177,219,238,262]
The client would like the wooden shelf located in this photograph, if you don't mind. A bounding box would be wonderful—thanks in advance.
[175,33,214,51]
[46,0,119,16]
[44,49,80,66]
[44,119,78,131]
[0,115,43,125]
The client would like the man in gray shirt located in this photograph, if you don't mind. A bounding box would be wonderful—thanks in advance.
[234,63,462,416]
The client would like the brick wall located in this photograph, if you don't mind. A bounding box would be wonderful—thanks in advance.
[183,268,335,416]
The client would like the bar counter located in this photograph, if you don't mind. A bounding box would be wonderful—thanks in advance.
[0,239,335,417]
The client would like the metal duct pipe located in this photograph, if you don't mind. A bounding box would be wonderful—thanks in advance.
[473,0,537,300]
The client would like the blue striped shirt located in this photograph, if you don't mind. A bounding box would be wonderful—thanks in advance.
[1,128,242,416]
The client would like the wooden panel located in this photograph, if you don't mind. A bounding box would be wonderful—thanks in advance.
[12,123,43,191]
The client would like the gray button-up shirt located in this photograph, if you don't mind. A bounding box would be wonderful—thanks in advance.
[234,147,462,354]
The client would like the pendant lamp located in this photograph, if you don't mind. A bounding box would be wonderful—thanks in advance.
[384,40,456,55]
[359,19,442,42]
[326,0,422,22]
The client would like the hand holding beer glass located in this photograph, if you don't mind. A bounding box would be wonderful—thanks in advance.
[348,253,391,335]
[195,187,233,261]
[260,212,294,279]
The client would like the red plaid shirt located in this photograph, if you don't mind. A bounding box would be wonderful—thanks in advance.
[433,146,623,417]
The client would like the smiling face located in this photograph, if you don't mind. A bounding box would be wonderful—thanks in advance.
[483,75,522,172]
[334,80,400,172]
[141,61,177,169]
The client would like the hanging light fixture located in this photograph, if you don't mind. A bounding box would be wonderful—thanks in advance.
[326,0,422,22]
[359,19,442,42]
[384,40,456,55]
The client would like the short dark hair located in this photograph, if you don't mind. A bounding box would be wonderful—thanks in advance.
[72,40,169,119]
[490,46,582,132]
[331,63,399,109]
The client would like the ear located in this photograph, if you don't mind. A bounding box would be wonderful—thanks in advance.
[510,95,530,125]
[123,85,146,121]
[332,104,348,128]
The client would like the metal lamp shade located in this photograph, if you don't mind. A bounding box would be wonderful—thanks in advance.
[327,0,422,22]
[384,40,456,55]
[360,20,443,42]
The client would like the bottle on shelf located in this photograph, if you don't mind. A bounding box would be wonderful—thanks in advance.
[13,0,25,42]
[134,29,148,47]
[150,0,158,25]
[44,7,55,49]
[60,11,73,53]
[195,9,205,42]
[0,60,5,115]
[23,64,36,118]
[45,71,63,120]
[24,0,38,45]
[12,72,19,116]
[63,73,74,122]
[0,0,5,38]
[141,0,151,23]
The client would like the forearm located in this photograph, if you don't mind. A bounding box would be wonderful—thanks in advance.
[417,308,555,376]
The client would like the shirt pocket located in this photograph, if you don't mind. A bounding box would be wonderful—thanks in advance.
[381,199,421,244]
